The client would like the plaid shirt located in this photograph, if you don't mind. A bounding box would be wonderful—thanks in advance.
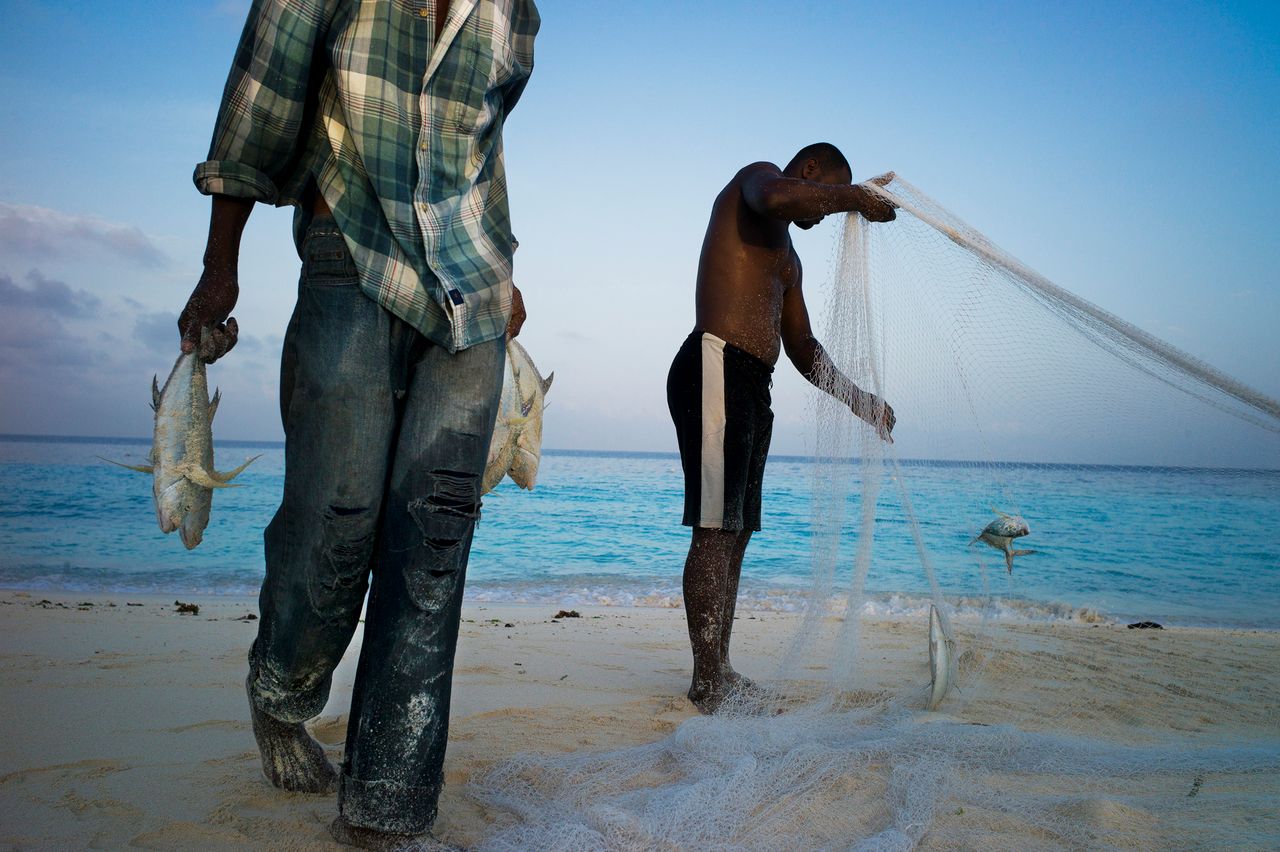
[195,0,539,351]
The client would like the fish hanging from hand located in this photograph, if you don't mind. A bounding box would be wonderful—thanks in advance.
[482,339,553,494]
[103,344,257,549]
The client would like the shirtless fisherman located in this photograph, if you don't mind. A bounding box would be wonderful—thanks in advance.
[667,143,897,713]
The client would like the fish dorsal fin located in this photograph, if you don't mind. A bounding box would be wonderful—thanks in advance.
[208,388,222,421]
[990,505,1012,519]
[541,371,554,395]
[99,455,154,475]
[213,454,261,483]
[150,375,161,412]
[180,463,239,490]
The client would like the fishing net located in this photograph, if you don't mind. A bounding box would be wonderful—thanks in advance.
[469,175,1280,849]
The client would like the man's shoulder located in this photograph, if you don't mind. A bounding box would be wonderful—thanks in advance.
[733,161,782,183]
[720,162,783,210]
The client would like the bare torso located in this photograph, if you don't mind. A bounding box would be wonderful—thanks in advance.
[694,163,797,365]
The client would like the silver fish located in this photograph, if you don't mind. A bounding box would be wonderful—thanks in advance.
[927,603,955,711]
[104,350,256,549]
[972,506,1037,573]
[483,339,553,494]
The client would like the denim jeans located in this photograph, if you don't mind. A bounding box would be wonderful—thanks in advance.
[247,214,505,833]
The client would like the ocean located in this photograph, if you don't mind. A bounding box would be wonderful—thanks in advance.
[1,435,1276,628]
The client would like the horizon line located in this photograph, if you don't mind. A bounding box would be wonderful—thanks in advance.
[2,433,1276,475]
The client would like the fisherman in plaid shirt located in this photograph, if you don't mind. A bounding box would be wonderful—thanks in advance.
[177,1,538,845]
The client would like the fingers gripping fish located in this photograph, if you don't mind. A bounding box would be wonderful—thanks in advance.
[103,344,257,549]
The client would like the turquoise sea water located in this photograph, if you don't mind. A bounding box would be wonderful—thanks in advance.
[1,435,1277,628]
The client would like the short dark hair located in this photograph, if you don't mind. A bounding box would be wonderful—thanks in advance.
[786,143,850,178]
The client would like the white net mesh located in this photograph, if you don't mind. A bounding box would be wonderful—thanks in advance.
[468,175,1280,849]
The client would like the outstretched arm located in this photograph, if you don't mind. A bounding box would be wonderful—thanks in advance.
[780,255,896,442]
[741,166,896,224]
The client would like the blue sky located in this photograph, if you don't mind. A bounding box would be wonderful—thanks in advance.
[1,1,1277,462]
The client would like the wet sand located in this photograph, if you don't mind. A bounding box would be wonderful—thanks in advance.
[0,590,1276,849]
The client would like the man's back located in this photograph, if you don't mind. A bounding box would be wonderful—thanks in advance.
[694,162,798,366]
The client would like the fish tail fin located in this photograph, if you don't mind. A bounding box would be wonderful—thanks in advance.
[99,455,154,474]
[213,454,261,483]
[1005,551,1015,573]
[181,463,239,490]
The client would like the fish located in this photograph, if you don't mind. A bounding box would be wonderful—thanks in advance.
[971,506,1037,573]
[927,603,955,711]
[482,338,553,494]
[103,348,257,549]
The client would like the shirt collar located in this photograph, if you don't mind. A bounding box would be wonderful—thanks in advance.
[425,0,481,85]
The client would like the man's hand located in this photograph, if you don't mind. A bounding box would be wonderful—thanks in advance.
[178,266,240,363]
[855,168,896,220]
[853,389,896,443]
[506,284,526,339]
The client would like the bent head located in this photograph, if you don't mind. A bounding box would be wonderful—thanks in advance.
[784,142,852,229]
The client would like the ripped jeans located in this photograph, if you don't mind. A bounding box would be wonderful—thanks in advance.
[248,214,504,834]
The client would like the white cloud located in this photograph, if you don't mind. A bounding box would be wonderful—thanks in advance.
[0,270,101,318]
[0,203,167,267]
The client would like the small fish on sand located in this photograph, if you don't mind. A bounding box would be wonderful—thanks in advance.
[971,507,1037,573]
[483,339,553,494]
[102,345,257,549]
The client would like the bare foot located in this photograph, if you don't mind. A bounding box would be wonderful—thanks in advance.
[721,670,789,714]
[247,676,337,794]
[687,677,726,715]
[329,815,429,850]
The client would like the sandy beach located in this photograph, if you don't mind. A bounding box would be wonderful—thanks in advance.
[1,589,1276,849]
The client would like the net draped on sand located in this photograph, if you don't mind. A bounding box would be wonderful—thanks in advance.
[470,176,1280,849]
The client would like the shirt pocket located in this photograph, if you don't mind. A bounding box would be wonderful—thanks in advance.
[446,37,514,134]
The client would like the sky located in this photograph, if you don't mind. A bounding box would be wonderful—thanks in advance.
[1,1,1277,463]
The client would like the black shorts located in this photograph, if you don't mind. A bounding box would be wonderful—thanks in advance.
[667,331,774,531]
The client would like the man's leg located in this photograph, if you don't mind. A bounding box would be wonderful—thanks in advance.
[334,335,505,840]
[719,529,753,683]
[683,526,741,713]
[248,218,397,793]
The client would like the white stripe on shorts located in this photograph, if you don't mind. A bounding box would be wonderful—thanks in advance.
[699,333,727,527]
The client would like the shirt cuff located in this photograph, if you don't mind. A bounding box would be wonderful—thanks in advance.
[193,161,280,204]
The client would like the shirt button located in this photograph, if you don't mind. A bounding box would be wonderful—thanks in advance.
[418,8,429,17]
[420,142,427,151]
